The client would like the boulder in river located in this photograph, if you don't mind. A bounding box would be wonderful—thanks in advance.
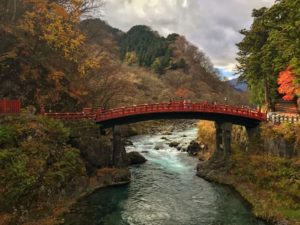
[127,151,147,165]
[176,145,183,151]
[186,140,201,156]
[169,141,180,148]
[161,136,170,141]
[123,139,133,146]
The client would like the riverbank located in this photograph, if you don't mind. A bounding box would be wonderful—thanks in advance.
[196,122,300,225]
[0,114,131,225]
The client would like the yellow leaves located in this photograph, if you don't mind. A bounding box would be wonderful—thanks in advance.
[0,50,17,62]
[78,56,101,76]
[261,123,296,142]
[19,1,86,61]
[19,11,36,35]
[5,0,105,107]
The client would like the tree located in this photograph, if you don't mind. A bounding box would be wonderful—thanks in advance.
[236,0,300,110]
[278,67,300,101]
[151,56,169,74]
[0,0,101,109]
[119,25,173,74]
[124,51,138,66]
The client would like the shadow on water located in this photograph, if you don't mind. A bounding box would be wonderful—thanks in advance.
[63,185,130,225]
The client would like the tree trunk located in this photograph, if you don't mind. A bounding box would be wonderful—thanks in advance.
[264,75,276,112]
[297,98,300,113]
[264,76,271,111]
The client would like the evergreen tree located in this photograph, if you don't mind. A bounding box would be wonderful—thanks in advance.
[236,0,300,110]
[119,25,174,74]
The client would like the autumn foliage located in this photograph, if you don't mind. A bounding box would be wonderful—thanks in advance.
[175,87,189,98]
[278,67,300,101]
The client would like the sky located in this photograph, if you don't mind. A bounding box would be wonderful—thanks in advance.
[100,0,274,79]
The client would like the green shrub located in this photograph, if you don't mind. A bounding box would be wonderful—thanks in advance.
[0,125,15,147]
[0,115,86,212]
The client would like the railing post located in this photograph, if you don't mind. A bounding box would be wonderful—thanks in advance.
[40,105,45,115]
[3,99,7,113]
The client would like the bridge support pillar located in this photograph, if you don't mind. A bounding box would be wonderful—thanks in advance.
[246,125,260,151]
[215,122,223,152]
[112,125,127,167]
[215,122,232,155]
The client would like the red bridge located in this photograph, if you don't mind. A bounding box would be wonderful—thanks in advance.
[0,99,20,114]
[44,101,266,128]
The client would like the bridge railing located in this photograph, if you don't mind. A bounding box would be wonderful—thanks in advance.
[267,113,300,124]
[44,112,96,120]
[0,99,20,114]
[42,102,266,122]
[96,102,266,121]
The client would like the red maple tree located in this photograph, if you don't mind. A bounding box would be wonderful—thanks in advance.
[278,67,299,101]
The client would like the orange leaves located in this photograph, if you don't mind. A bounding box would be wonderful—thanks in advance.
[50,3,69,19]
[175,87,189,98]
[277,67,300,101]
[49,71,64,83]
[19,1,86,61]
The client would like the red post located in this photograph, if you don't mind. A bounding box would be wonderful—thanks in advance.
[40,105,45,115]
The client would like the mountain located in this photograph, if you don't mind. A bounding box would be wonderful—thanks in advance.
[228,78,248,92]
[78,18,249,108]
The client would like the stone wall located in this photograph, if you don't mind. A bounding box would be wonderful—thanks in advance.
[231,123,300,158]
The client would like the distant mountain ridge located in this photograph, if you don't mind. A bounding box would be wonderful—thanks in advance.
[228,78,248,92]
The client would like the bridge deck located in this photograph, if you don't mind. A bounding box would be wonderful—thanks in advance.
[96,102,265,121]
[44,102,266,126]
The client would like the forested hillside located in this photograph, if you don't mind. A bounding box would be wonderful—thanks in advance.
[0,0,247,113]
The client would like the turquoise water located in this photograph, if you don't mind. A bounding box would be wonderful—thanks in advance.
[63,128,266,225]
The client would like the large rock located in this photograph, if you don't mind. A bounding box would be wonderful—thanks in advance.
[70,137,112,172]
[187,140,201,156]
[89,168,131,189]
[169,141,179,148]
[127,151,147,165]
[69,133,128,175]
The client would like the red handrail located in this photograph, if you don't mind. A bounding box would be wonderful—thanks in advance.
[44,102,266,122]
[96,102,265,122]
[0,99,20,114]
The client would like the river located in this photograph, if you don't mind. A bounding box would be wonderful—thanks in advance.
[63,127,266,225]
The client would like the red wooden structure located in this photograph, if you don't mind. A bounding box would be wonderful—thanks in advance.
[0,99,21,114]
[44,101,266,123]
[96,102,266,122]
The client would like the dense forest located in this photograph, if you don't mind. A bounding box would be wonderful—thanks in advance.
[236,0,300,110]
[119,26,187,74]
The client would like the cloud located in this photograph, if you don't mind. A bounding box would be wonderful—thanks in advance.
[101,0,274,72]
